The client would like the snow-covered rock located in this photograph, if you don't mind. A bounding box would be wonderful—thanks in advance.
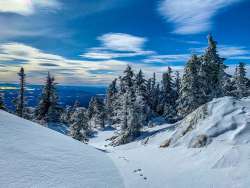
[0,110,123,188]
[163,97,250,148]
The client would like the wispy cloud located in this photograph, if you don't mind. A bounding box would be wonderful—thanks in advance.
[0,42,171,85]
[0,0,60,16]
[81,33,154,60]
[144,54,190,63]
[158,0,243,34]
[190,45,250,60]
[98,33,147,52]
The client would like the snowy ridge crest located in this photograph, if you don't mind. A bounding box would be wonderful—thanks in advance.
[161,97,250,148]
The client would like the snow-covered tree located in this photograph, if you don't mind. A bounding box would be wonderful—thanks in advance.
[160,67,178,122]
[88,96,105,130]
[69,108,90,143]
[60,101,80,125]
[134,69,151,123]
[0,92,5,110]
[122,65,134,89]
[13,67,25,117]
[174,71,181,100]
[73,100,81,109]
[234,62,249,98]
[177,55,206,117]
[110,66,146,145]
[105,79,118,125]
[200,34,226,99]
[35,72,61,122]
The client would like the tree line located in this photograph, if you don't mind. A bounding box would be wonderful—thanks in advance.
[0,34,249,145]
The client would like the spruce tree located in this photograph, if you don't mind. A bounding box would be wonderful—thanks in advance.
[122,65,134,89]
[135,69,150,123]
[160,67,177,122]
[88,96,105,130]
[177,55,206,117]
[174,71,181,100]
[235,62,248,98]
[14,67,25,117]
[200,34,226,99]
[35,72,61,122]
[105,79,118,125]
[69,108,90,143]
[0,92,5,110]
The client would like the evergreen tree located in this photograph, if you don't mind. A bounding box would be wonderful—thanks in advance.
[200,34,226,99]
[177,55,206,117]
[88,96,105,129]
[150,73,160,112]
[105,79,118,125]
[122,65,134,89]
[35,72,61,122]
[115,65,135,128]
[174,71,181,100]
[134,69,150,123]
[13,67,25,117]
[0,92,5,110]
[73,100,80,109]
[235,62,249,98]
[160,67,177,122]
[69,108,90,143]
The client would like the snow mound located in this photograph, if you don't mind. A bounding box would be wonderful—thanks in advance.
[163,97,250,148]
[0,110,124,188]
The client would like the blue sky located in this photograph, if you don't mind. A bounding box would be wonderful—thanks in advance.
[0,0,249,85]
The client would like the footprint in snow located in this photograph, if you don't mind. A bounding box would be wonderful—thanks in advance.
[133,169,148,181]
[118,156,129,162]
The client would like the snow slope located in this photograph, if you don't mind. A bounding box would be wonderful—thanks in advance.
[164,97,250,148]
[0,110,124,188]
[90,97,250,188]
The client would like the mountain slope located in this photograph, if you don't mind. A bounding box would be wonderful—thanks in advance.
[0,110,124,188]
[164,97,250,148]
[89,97,250,188]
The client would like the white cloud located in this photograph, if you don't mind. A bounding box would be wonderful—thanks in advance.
[144,54,190,63]
[0,42,170,85]
[81,33,154,60]
[158,0,243,34]
[190,45,250,60]
[98,33,147,52]
[81,49,154,60]
[0,0,60,15]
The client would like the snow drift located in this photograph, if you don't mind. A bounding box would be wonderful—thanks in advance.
[162,97,250,148]
[0,110,124,188]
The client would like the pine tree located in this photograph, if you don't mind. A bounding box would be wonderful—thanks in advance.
[73,100,80,109]
[88,96,105,130]
[174,71,181,100]
[35,72,61,122]
[177,55,206,117]
[122,65,134,89]
[14,67,25,117]
[235,62,248,98]
[0,92,5,110]
[160,67,177,122]
[200,34,226,99]
[116,65,135,129]
[69,108,90,143]
[135,70,151,123]
[111,66,144,145]
[105,79,118,125]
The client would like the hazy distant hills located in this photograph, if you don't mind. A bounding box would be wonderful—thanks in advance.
[0,83,106,110]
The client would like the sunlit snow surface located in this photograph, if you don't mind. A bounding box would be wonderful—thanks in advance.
[0,111,124,188]
[90,97,250,188]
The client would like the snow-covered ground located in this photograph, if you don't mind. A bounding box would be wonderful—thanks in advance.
[1,96,250,188]
[0,110,124,188]
[89,97,250,188]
